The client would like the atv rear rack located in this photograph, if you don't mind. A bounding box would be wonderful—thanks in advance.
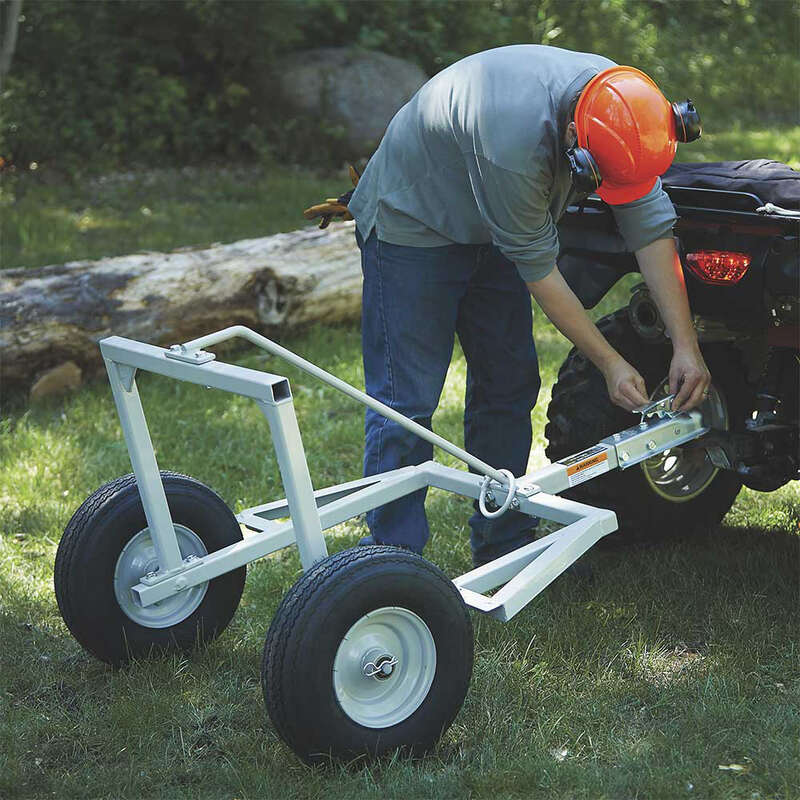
[99,326,709,622]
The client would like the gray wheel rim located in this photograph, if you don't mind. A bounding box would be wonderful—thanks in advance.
[641,379,728,502]
[113,524,208,628]
[333,606,437,729]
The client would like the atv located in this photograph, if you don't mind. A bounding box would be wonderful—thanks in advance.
[547,159,799,542]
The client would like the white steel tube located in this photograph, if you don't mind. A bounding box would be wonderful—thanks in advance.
[105,361,184,572]
[180,325,510,484]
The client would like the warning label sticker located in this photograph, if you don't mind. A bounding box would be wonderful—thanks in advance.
[559,445,610,487]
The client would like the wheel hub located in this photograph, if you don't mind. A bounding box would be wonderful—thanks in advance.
[114,524,209,628]
[641,379,728,502]
[333,606,436,728]
[362,650,399,680]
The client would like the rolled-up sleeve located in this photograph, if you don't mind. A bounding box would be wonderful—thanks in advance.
[610,177,677,252]
[465,153,558,282]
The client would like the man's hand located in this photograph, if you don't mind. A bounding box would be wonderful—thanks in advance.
[527,268,653,413]
[669,344,711,412]
[602,355,651,412]
[635,238,713,412]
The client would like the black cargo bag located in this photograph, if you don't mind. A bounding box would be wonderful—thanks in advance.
[662,159,800,209]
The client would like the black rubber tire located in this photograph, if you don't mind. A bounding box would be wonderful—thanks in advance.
[262,545,473,764]
[545,310,748,544]
[54,471,246,666]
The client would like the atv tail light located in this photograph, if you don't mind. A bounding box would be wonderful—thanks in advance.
[685,251,751,284]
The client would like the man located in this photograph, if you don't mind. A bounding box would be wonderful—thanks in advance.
[306,45,711,567]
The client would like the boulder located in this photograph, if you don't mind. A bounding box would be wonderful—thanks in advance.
[278,48,427,155]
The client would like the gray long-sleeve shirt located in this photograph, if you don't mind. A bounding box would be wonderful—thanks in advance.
[349,45,676,282]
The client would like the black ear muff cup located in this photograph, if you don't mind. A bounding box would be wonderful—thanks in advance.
[672,98,702,143]
[566,146,602,195]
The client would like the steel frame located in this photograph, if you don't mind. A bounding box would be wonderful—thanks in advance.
[99,329,708,623]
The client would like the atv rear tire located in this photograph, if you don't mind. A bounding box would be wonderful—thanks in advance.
[545,310,747,544]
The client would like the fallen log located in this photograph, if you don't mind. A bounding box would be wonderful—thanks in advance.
[0,223,362,398]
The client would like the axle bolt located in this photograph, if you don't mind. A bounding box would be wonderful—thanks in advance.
[647,440,657,451]
[620,451,630,462]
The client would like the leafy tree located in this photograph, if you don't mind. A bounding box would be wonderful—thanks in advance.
[2,0,797,170]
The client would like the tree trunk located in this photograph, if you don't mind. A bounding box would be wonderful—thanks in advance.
[0,0,23,84]
[1,223,362,396]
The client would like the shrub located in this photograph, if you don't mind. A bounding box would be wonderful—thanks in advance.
[2,0,797,171]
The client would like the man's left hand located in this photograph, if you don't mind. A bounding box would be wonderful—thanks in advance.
[669,345,711,412]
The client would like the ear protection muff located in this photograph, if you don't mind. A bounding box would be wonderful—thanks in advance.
[671,98,702,142]
[565,145,602,195]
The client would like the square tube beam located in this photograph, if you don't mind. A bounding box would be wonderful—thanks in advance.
[258,399,327,569]
[104,360,184,572]
[100,336,290,404]
[132,466,430,607]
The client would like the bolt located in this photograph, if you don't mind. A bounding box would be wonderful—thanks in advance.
[647,440,657,450]
[620,451,630,462]
[510,498,520,510]
[145,571,157,580]
[485,491,495,504]
[639,422,648,430]
[674,427,681,435]
[175,577,187,590]
[183,554,199,564]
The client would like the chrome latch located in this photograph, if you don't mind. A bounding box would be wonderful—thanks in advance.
[637,393,678,424]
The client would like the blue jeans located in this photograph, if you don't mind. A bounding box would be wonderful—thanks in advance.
[358,230,540,565]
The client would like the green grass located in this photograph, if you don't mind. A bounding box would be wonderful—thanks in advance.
[0,162,346,271]
[2,126,798,272]
[678,124,800,170]
[2,311,798,799]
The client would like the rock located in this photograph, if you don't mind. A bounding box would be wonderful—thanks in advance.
[30,361,83,401]
[279,48,427,155]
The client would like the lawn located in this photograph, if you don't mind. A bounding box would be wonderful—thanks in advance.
[2,125,799,272]
[1,130,798,799]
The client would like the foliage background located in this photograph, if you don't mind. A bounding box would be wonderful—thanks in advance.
[3,0,799,170]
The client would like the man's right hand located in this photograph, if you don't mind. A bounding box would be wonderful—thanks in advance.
[527,267,653,413]
[601,355,650,412]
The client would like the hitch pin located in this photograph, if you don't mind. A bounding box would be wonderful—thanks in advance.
[636,394,678,425]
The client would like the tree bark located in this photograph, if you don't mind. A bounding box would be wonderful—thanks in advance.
[0,223,362,395]
[0,0,23,84]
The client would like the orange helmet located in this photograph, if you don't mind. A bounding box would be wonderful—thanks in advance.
[574,66,680,205]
